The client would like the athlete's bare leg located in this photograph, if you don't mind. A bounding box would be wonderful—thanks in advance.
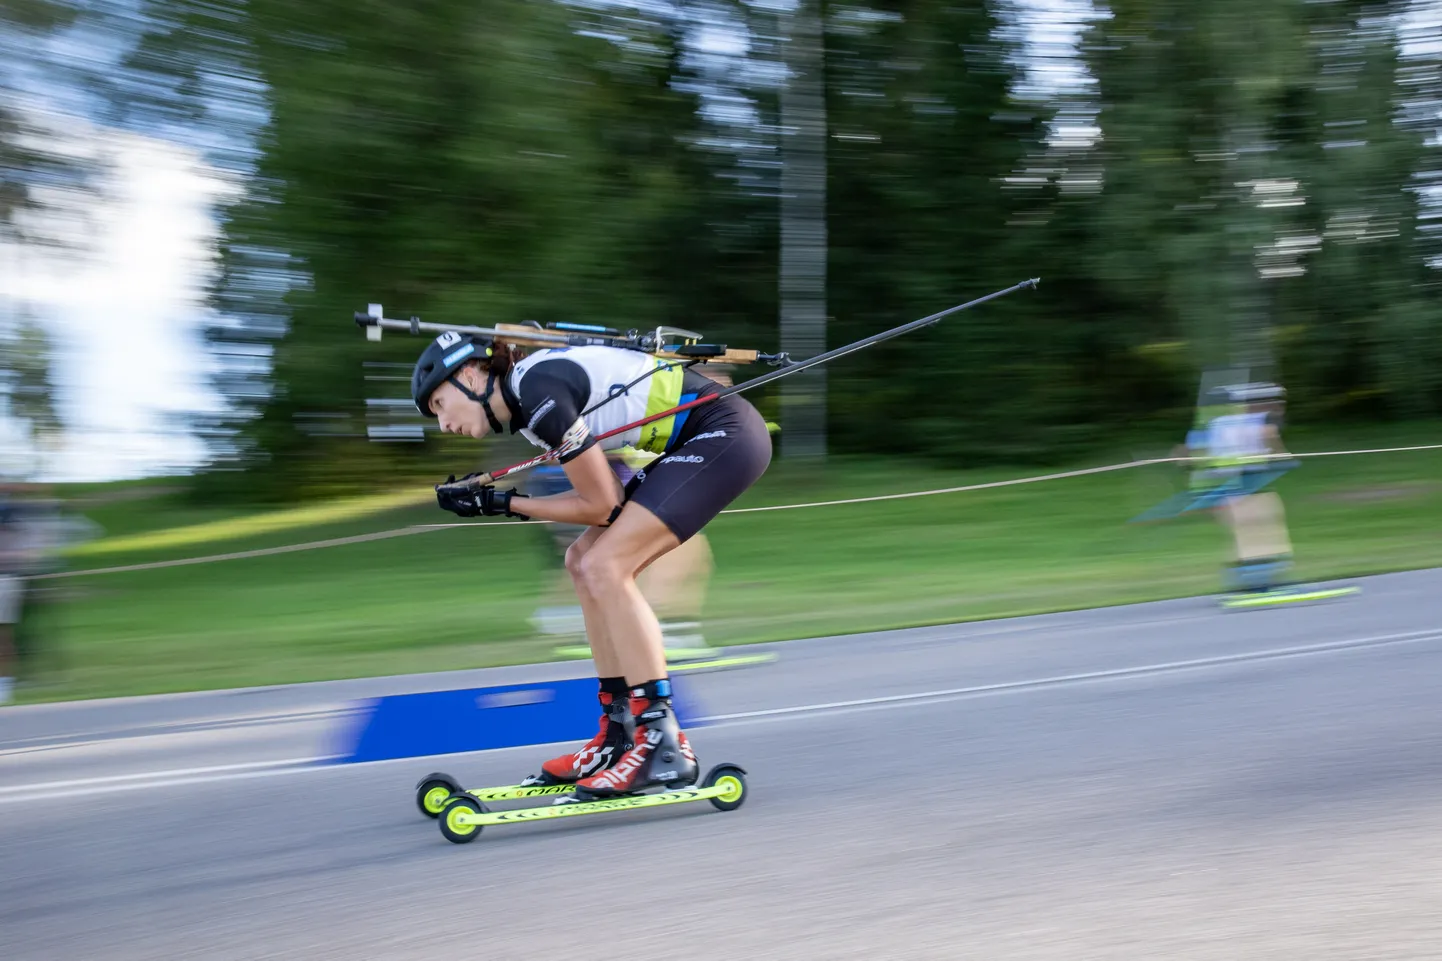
[571,503,680,684]
[1226,492,1292,560]
[565,527,624,678]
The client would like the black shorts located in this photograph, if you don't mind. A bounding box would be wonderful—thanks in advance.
[623,394,773,542]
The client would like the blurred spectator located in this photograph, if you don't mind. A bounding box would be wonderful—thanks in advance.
[14,486,95,681]
[0,483,103,700]
[0,484,24,703]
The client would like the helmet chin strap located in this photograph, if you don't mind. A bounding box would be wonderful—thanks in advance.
[448,369,504,435]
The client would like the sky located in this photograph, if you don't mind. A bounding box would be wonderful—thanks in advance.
[0,128,230,481]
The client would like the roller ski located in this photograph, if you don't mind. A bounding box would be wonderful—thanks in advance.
[1216,556,1358,609]
[435,681,746,844]
[414,725,636,817]
[654,637,778,673]
[437,764,747,844]
[1220,583,1359,609]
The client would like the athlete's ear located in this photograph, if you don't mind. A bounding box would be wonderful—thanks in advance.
[459,361,486,390]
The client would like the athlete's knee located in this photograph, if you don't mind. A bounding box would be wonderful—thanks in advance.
[574,548,630,594]
[564,538,593,585]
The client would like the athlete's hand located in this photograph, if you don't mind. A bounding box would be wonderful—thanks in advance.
[434,480,529,520]
[435,478,482,517]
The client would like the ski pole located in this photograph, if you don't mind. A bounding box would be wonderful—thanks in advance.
[451,277,1040,487]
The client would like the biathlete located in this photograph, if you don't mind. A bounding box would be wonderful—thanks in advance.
[1183,382,1295,593]
[412,333,772,799]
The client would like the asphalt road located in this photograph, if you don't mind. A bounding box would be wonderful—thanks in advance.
[4,569,1442,959]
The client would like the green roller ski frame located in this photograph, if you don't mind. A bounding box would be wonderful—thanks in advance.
[415,773,581,817]
[436,764,748,844]
[1220,585,1360,609]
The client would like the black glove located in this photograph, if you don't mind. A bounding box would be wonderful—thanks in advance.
[435,473,479,517]
[434,477,529,520]
[478,485,529,519]
[435,479,480,518]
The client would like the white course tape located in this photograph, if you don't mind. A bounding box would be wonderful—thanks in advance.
[44,443,1442,578]
[721,460,1168,514]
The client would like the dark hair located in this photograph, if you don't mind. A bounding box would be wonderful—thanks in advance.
[480,340,525,377]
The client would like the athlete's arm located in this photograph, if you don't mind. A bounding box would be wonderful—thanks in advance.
[515,445,625,527]
[507,360,626,527]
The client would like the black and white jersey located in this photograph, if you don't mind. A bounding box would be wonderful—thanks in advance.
[503,347,721,463]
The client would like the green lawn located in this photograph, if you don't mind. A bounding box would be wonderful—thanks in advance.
[18,429,1442,703]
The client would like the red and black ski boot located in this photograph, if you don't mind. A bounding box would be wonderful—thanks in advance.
[521,680,632,786]
[572,679,698,799]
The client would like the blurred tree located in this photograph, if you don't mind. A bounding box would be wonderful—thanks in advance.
[122,0,733,497]
[1285,2,1439,418]
[0,313,62,455]
[821,0,1053,461]
[777,0,829,459]
[0,1,82,240]
[1082,0,1435,422]
[0,0,114,477]
[110,0,1442,497]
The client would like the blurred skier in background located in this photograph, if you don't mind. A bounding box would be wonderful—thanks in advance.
[1181,381,1296,595]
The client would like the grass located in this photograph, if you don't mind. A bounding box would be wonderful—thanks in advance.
[17,426,1442,703]
[68,489,434,558]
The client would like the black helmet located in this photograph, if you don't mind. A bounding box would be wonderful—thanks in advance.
[411,332,494,417]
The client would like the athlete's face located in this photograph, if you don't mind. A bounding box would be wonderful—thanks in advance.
[430,365,505,439]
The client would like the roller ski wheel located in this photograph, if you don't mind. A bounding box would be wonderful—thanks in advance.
[701,763,748,812]
[439,793,488,844]
[415,772,464,819]
[435,763,748,844]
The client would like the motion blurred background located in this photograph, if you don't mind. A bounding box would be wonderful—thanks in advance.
[1,0,1440,702]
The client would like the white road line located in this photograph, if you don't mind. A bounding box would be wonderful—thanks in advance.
[0,762,353,806]
[2,626,1439,806]
[0,708,358,757]
[0,747,552,806]
[694,628,1442,724]
[0,756,343,795]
